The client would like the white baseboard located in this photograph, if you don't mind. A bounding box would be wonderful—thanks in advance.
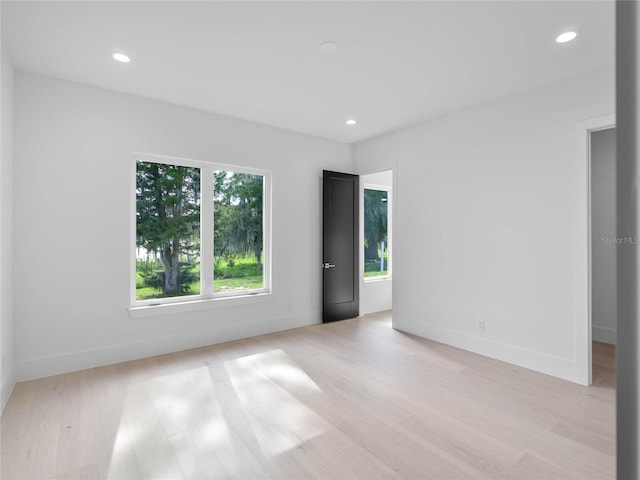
[1,371,15,414]
[394,320,584,385]
[15,310,321,382]
[592,325,617,345]
[362,301,393,316]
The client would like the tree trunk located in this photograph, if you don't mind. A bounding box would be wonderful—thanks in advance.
[365,242,378,261]
[160,245,180,296]
[254,228,263,275]
[254,245,262,274]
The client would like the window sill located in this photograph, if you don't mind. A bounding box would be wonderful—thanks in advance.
[128,292,272,319]
[364,276,392,284]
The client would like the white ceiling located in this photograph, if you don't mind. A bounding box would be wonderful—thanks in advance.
[1,1,614,143]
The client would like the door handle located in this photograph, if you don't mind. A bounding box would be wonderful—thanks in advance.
[323,262,336,269]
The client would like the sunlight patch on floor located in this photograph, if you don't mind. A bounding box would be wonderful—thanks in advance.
[225,349,327,457]
[108,366,236,478]
[148,367,222,437]
[106,415,140,478]
[106,350,328,476]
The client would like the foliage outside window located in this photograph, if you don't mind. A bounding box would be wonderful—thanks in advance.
[364,188,390,278]
[213,170,264,293]
[134,155,269,304]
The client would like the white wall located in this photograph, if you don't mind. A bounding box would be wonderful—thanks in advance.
[0,44,15,411]
[355,68,614,384]
[362,170,392,189]
[360,169,392,315]
[591,127,617,344]
[13,71,353,381]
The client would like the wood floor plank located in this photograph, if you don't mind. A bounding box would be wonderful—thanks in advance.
[0,312,615,479]
[3,376,65,479]
[56,369,101,476]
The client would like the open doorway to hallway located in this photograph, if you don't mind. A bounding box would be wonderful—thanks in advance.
[360,170,393,315]
[590,126,616,386]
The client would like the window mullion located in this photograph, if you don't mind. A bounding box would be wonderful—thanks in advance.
[263,172,272,293]
[201,166,214,296]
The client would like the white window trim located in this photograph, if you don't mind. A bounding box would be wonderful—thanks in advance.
[128,292,272,319]
[363,182,392,282]
[129,151,272,313]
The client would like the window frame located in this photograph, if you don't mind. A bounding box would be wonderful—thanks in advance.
[130,152,272,308]
[363,182,392,282]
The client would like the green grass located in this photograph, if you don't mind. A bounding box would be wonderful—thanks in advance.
[136,254,263,300]
[214,254,264,292]
[214,275,263,292]
[364,270,389,278]
[135,282,201,300]
[364,252,389,278]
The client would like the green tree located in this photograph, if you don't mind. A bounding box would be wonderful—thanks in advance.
[364,189,388,261]
[214,171,264,272]
[136,162,200,296]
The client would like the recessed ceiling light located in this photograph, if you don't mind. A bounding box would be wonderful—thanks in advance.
[112,52,131,63]
[556,31,577,44]
[345,119,357,126]
[321,41,337,53]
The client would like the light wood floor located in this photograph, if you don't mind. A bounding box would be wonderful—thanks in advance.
[1,312,615,479]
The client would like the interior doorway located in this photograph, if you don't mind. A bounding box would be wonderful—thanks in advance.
[590,127,617,385]
[359,169,393,315]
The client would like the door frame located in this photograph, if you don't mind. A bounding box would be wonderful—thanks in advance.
[357,163,397,317]
[577,113,616,385]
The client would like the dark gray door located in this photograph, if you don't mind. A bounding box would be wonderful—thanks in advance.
[323,170,359,322]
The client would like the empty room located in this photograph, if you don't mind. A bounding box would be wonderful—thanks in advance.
[1,1,639,479]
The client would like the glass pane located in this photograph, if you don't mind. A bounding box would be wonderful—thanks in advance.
[136,161,201,300]
[364,189,388,278]
[213,170,264,293]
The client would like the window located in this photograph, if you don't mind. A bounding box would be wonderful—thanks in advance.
[133,153,270,306]
[363,186,391,279]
